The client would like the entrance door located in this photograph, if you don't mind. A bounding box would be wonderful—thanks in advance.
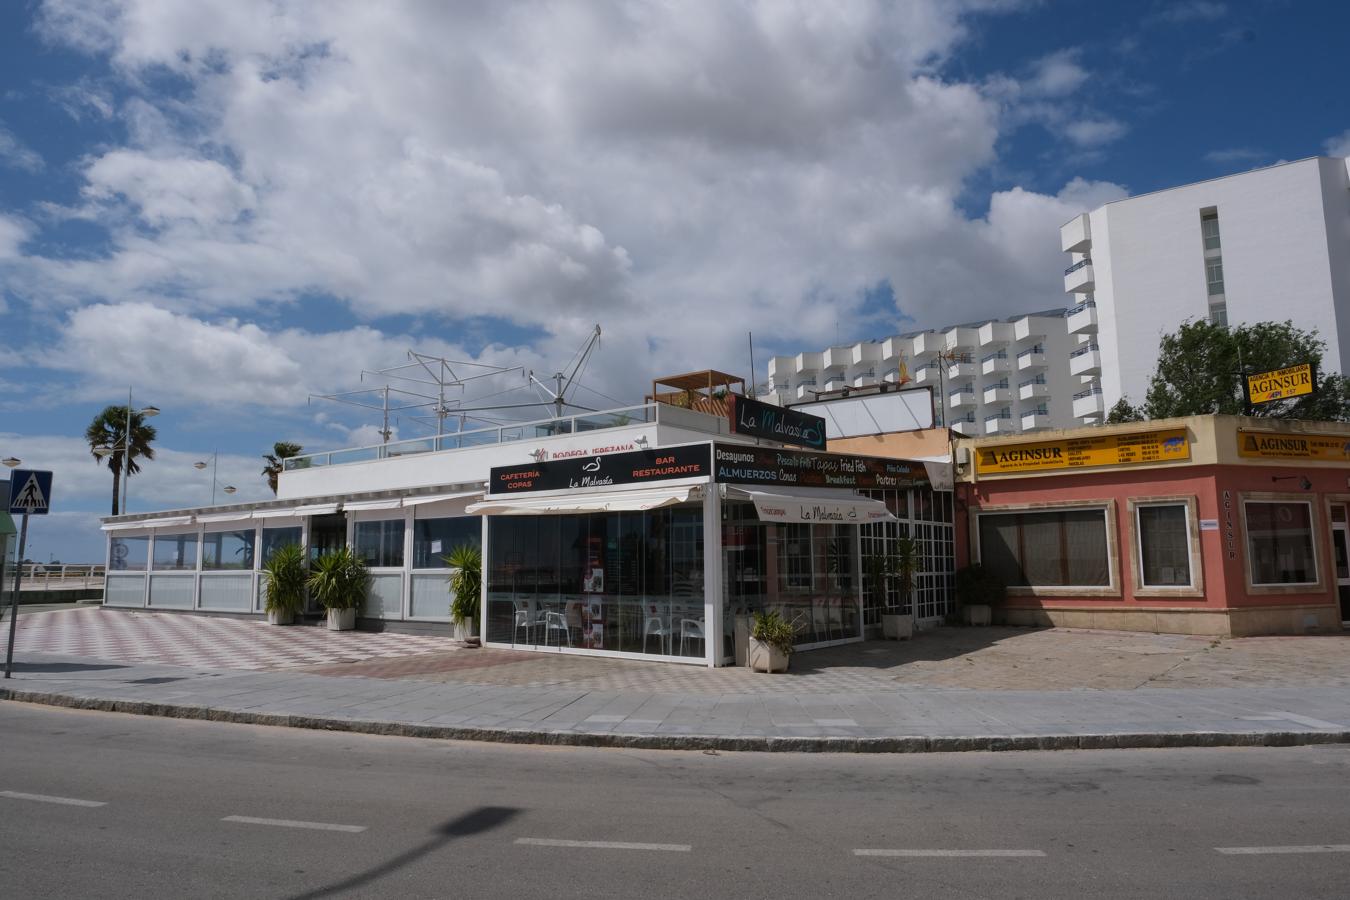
[1332,505,1350,623]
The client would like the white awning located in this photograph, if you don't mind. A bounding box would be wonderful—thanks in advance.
[101,515,195,531]
[197,512,253,524]
[724,486,896,525]
[466,484,703,516]
[252,507,300,519]
[342,498,403,512]
[403,490,482,507]
[293,503,340,515]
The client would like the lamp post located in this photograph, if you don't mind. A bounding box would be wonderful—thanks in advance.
[93,390,159,516]
[195,452,239,506]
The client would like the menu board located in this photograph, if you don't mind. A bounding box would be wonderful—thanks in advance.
[489,444,711,494]
[711,443,927,489]
[976,428,1191,475]
[1237,429,1350,461]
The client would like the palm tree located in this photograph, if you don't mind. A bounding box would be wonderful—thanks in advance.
[262,441,304,494]
[85,405,158,515]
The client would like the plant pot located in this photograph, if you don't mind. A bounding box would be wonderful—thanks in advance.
[326,607,356,631]
[453,618,480,646]
[963,603,992,627]
[882,613,914,640]
[748,638,790,673]
[267,608,295,626]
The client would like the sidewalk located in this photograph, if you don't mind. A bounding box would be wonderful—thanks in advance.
[4,609,1350,752]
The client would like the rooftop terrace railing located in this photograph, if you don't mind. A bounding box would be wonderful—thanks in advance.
[284,403,661,471]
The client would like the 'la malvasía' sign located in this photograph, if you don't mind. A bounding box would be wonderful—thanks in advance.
[729,395,827,450]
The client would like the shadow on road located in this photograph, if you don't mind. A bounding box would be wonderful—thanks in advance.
[8,661,129,673]
[286,805,521,899]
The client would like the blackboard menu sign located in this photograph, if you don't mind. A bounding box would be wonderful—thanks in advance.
[489,444,712,495]
[712,443,927,489]
[729,395,827,450]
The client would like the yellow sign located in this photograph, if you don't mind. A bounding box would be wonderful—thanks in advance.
[976,428,1191,475]
[1238,429,1350,461]
[1246,363,1315,405]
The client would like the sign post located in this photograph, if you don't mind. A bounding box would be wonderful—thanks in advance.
[5,469,52,679]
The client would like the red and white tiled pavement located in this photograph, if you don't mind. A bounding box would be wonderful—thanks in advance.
[13,607,453,671]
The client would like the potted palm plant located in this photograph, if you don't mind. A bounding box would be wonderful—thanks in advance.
[445,543,482,646]
[955,563,1006,626]
[748,610,795,673]
[882,535,921,640]
[261,543,306,626]
[307,546,369,631]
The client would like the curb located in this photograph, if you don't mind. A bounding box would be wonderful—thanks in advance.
[6,687,1350,753]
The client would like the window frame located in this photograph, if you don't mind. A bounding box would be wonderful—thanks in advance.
[1127,496,1203,597]
[1240,493,1324,593]
[972,499,1120,597]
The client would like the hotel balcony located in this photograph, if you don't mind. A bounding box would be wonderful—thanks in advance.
[848,342,883,368]
[1016,348,1047,371]
[983,384,1012,404]
[910,331,942,357]
[1069,343,1102,376]
[984,413,1015,435]
[1012,316,1045,343]
[942,327,979,353]
[795,381,818,401]
[1066,300,1098,335]
[1020,411,1052,431]
[947,358,976,380]
[948,388,977,409]
[794,351,823,374]
[1018,379,1051,402]
[980,352,1011,376]
[1064,258,1094,294]
[850,370,877,388]
[978,321,1013,347]
[913,363,940,385]
[1060,213,1091,253]
[951,418,979,437]
[1072,387,1104,420]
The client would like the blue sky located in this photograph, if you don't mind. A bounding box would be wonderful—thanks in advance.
[1,0,1347,563]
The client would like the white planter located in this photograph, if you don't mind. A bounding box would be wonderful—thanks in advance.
[882,613,914,640]
[963,604,992,626]
[453,618,479,644]
[267,608,295,626]
[326,608,356,631]
[748,638,790,673]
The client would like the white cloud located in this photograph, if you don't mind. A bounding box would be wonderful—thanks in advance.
[1324,130,1350,158]
[0,121,44,172]
[1146,2,1227,26]
[1025,50,1089,98]
[1063,118,1129,148]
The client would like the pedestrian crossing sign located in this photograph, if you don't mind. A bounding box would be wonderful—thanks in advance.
[8,469,53,516]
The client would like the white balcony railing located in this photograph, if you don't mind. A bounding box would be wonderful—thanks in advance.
[1064,258,1094,294]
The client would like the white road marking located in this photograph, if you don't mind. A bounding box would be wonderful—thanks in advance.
[0,790,106,808]
[516,838,692,852]
[222,815,366,833]
[1216,845,1350,855]
[854,849,1046,858]
[1239,712,1344,730]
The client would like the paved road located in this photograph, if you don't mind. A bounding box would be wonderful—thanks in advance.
[3,703,1349,899]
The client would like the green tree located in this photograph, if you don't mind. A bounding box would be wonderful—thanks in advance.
[1105,397,1144,424]
[85,405,158,515]
[1140,319,1350,421]
[262,441,304,495]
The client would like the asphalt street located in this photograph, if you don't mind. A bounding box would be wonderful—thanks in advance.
[3,702,1349,899]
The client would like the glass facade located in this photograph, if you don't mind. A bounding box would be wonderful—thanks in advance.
[413,517,481,568]
[260,526,303,564]
[858,487,955,626]
[484,507,705,658]
[202,529,255,570]
[152,532,198,570]
[1245,501,1317,585]
[108,535,150,571]
[978,508,1110,588]
[354,519,405,568]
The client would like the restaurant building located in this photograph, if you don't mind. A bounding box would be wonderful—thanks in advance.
[101,375,955,666]
[954,415,1350,635]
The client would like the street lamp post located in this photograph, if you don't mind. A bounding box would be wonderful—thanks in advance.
[194,452,237,506]
[93,390,159,516]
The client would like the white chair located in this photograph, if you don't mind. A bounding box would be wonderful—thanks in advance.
[679,618,705,657]
[644,607,675,655]
[512,607,533,647]
[544,611,572,647]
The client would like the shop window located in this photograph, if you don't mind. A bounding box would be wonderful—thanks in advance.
[202,529,255,571]
[413,517,481,568]
[978,508,1111,588]
[152,532,198,571]
[1136,503,1191,587]
[260,526,302,565]
[354,519,405,568]
[109,535,150,572]
[1244,500,1317,586]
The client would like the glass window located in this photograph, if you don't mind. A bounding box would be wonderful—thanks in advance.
[152,532,198,571]
[1206,257,1225,296]
[1245,501,1317,585]
[202,529,255,571]
[109,535,150,571]
[412,517,481,568]
[1137,504,1191,587]
[1201,214,1221,250]
[979,508,1110,587]
[260,526,303,565]
[354,519,405,568]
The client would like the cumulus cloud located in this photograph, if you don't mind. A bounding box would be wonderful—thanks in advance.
[0,121,43,172]
[1325,130,1350,158]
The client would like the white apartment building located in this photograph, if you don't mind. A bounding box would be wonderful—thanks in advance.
[761,307,1103,435]
[1061,155,1350,410]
